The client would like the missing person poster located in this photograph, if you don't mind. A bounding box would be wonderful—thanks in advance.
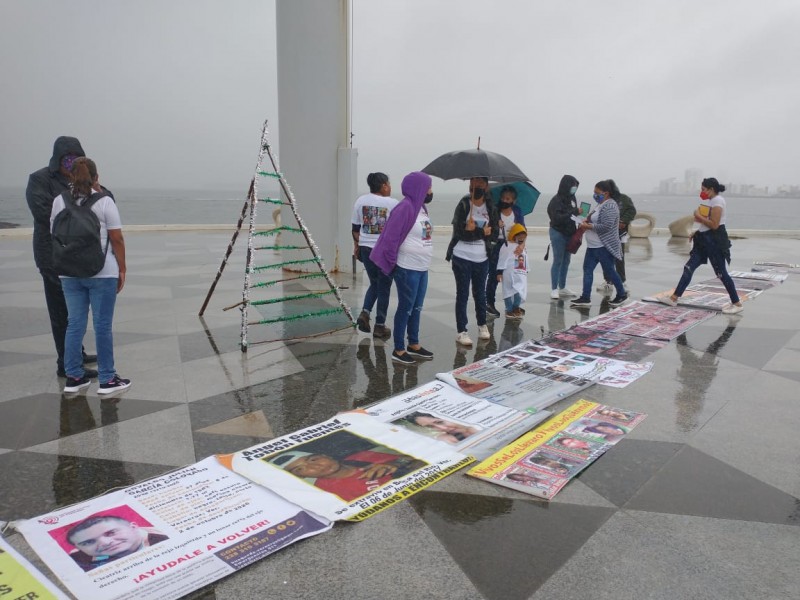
[580,300,715,340]
[436,361,593,412]
[486,341,653,388]
[468,400,646,500]
[0,536,68,600]
[537,326,667,362]
[362,381,551,460]
[220,412,473,522]
[15,457,331,600]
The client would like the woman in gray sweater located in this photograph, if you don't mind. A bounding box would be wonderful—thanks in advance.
[570,180,627,307]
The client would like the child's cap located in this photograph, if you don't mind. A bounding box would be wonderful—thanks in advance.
[509,223,527,240]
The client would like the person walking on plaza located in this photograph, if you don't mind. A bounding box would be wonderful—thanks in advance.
[51,158,131,394]
[598,179,636,295]
[351,172,398,339]
[547,175,581,300]
[659,177,743,315]
[371,171,435,365]
[26,136,98,378]
[570,180,628,308]
[486,184,526,318]
[446,177,499,347]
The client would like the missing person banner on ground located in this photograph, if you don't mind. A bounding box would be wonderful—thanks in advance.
[642,288,754,311]
[219,413,473,522]
[728,269,788,282]
[486,341,653,388]
[362,381,551,460]
[467,399,646,500]
[0,536,69,600]
[752,261,799,274]
[537,326,666,362]
[581,300,715,340]
[436,361,593,413]
[15,457,331,600]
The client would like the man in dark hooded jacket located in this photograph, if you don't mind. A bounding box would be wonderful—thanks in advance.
[26,136,98,377]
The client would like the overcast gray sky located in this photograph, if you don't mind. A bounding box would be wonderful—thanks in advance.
[2,0,799,194]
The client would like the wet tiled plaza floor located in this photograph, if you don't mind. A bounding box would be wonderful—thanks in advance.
[1,227,799,599]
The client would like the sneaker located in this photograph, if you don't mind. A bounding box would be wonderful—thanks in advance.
[391,350,416,364]
[505,311,519,320]
[372,324,391,339]
[550,289,560,300]
[559,288,578,297]
[722,303,744,315]
[486,303,501,318]
[456,331,473,346]
[356,310,371,334]
[478,325,491,340]
[58,367,98,378]
[658,296,678,307]
[513,307,524,318]
[97,374,132,395]
[596,282,614,295]
[63,376,91,393]
[570,297,591,307]
[406,346,434,359]
[609,294,629,306]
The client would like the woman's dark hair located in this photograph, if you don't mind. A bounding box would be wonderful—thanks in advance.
[367,172,389,193]
[604,179,621,200]
[70,157,98,198]
[595,180,614,195]
[499,185,518,199]
[701,177,726,193]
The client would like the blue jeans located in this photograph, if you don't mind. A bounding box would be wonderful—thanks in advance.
[451,255,489,333]
[582,247,624,299]
[486,243,501,305]
[504,294,521,313]
[549,228,571,289]
[675,237,740,303]
[392,267,428,352]
[359,246,393,325]
[62,277,118,382]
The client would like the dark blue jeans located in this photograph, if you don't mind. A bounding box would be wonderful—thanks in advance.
[582,247,624,299]
[392,267,428,352]
[451,255,489,333]
[359,246,393,325]
[486,243,501,305]
[674,237,740,303]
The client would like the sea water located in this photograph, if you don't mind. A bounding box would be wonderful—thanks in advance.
[1,186,798,231]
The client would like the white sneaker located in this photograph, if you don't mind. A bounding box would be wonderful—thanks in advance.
[595,282,613,295]
[658,296,678,307]
[550,289,560,300]
[456,331,473,346]
[722,303,743,315]
[559,288,578,297]
[478,325,490,340]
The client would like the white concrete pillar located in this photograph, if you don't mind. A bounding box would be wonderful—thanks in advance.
[276,0,356,272]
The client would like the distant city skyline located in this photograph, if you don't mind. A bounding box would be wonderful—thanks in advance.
[654,169,800,197]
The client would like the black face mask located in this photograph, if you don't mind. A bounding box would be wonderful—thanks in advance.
[424,193,433,204]
[472,188,485,200]
[498,201,512,210]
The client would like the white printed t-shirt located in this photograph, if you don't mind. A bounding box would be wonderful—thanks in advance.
[351,193,399,248]
[50,193,122,278]
[396,208,433,271]
[452,202,490,262]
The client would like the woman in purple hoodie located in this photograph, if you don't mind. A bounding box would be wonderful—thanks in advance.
[371,172,434,365]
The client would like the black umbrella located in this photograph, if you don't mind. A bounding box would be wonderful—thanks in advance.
[422,147,529,183]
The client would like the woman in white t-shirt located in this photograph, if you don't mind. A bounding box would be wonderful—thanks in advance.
[51,158,131,394]
[370,171,435,365]
[660,177,743,314]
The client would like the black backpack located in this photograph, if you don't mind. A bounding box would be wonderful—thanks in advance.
[51,189,110,277]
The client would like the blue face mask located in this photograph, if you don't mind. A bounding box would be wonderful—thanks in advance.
[593,192,605,203]
[569,186,578,195]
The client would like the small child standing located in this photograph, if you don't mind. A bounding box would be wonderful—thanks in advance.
[496,223,528,319]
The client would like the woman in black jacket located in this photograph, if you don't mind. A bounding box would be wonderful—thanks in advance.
[547,175,580,300]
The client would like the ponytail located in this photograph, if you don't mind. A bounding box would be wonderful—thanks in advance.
[70,157,98,198]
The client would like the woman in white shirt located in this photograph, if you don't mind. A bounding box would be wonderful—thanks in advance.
[660,177,743,314]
